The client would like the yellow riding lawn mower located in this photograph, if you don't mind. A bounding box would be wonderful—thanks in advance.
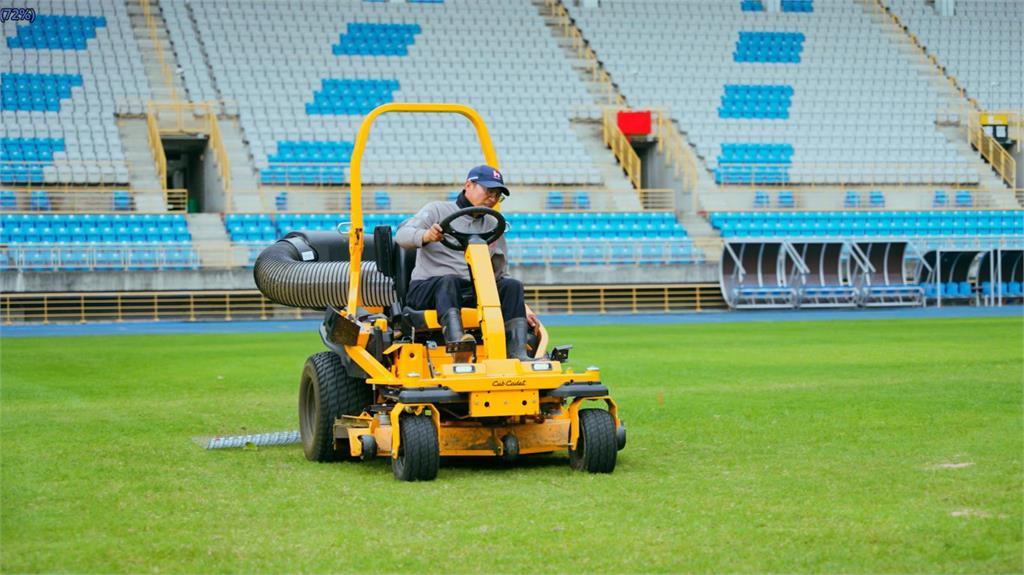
[255,104,625,480]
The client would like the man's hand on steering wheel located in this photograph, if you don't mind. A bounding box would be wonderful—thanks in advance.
[438,206,506,251]
[421,223,444,245]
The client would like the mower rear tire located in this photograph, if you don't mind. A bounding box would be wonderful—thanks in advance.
[569,409,617,473]
[299,351,373,462]
[392,414,439,481]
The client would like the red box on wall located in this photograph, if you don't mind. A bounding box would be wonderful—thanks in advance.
[617,110,652,136]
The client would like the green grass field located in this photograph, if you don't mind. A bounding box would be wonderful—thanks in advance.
[2,317,1022,573]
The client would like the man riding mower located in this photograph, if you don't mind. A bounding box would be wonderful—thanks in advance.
[254,103,625,481]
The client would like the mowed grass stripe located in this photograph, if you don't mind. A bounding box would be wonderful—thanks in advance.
[1,317,1021,573]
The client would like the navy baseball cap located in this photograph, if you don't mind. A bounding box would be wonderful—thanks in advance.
[466,165,510,196]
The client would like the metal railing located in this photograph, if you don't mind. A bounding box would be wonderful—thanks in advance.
[145,109,168,190]
[2,243,201,272]
[967,110,1020,191]
[652,109,699,194]
[0,187,186,213]
[1,284,725,324]
[711,161,991,189]
[1,234,699,272]
[255,160,602,189]
[700,191,1021,212]
[601,108,642,190]
[139,0,178,102]
[145,101,232,205]
[252,184,677,213]
[543,0,624,107]
[507,239,704,267]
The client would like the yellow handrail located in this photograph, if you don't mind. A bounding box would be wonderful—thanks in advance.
[145,101,232,204]
[968,110,1018,190]
[601,108,642,190]
[145,108,167,190]
[139,0,177,102]
[652,110,699,193]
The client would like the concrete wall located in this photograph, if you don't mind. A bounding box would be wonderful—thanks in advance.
[3,264,719,293]
[201,144,227,213]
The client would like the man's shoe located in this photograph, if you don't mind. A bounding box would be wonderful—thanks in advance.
[442,309,476,362]
[505,317,532,361]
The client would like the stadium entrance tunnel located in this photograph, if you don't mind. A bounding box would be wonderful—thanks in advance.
[916,248,1024,305]
[161,135,209,213]
[720,240,924,309]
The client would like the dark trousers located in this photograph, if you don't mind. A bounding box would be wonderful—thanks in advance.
[407,275,525,322]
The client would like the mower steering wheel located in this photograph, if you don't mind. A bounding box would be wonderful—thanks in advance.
[438,206,506,252]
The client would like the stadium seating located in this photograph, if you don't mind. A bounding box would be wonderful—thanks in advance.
[566,0,978,185]
[709,210,1022,238]
[1,0,147,185]
[6,14,107,50]
[0,214,197,271]
[171,0,600,186]
[224,211,701,267]
[0,137,66,183]
[719,84,794,119]
[883,0,1022,110]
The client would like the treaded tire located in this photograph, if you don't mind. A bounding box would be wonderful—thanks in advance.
[392,414,439,481]
[299,351,373,462]
[569,409,617,473]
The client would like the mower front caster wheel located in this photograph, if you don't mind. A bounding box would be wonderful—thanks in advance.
[569,409,618,473]
[392,414,439,481]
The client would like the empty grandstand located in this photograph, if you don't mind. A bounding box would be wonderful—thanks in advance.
[1,0,1021,322]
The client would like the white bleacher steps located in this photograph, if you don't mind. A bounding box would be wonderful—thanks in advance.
[125,0,185,103]
[217,119,262,212]
[532,0,641,195]
[116,118,166,211]
[570,121,637,198]
[187,213,245,268]
[858,0,1017,198]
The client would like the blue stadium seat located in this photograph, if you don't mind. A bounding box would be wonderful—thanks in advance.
[955,189,974,208]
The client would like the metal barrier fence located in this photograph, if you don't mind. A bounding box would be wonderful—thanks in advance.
[1,284,725,324]
[0,186,187,213]
[0,238,702,272]
[254,185,676,213]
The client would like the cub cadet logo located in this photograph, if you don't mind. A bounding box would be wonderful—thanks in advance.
[491,378,526,387]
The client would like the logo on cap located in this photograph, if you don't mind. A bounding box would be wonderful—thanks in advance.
[493,169,502,181]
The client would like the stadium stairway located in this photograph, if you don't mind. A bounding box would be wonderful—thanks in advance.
[533,0,638,194]
[186,213,239,267]
[115,119,165,210]
[217,119,262,211]
[126,0,185,103]
[856,0,1014,193]
[570,122,637,197]
[534,0,620,115]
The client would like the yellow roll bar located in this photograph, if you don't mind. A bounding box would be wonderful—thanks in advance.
[345,103,500,319]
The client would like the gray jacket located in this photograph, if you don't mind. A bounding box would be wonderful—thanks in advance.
[395,198,508,283]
